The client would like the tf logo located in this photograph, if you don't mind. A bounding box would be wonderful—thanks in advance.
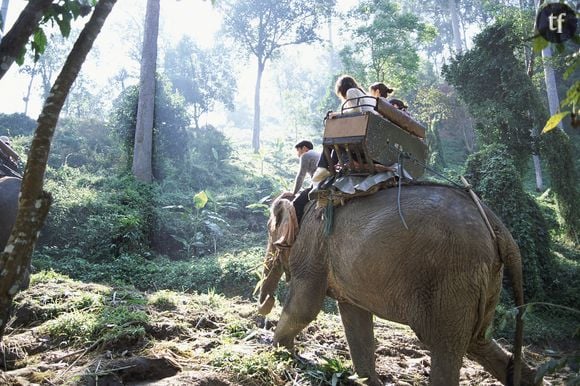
[536,2,578,43]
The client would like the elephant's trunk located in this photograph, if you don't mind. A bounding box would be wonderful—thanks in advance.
[257,243,284,315]
[257,195,298,315]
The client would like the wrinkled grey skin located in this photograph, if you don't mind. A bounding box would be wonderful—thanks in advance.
[259,184,541,386]
[0,177,21,252]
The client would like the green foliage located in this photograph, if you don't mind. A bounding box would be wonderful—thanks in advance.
[308,356,358,385]
[540,129,580,242]
[0,113,37,136]
[340,0,436,93]
[41,169,153,261]
[148,290,179,311]
[209,346,294,385]
[464,144,552,300]
[164,36,236,128]
[34,248,263,297]
[48,118,117,170]
[18,0,94,64]
[108,76,192,179]
[444,19,580,241]
[221,0,335,64]
[412,85,454,168]
[443,20,547,172]
[40,302,148,347]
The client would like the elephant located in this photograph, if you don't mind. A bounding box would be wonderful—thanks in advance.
[258,183,541,386]
[0,176,21,252]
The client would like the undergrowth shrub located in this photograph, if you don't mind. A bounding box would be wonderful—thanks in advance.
[0,112,36,136]
[464,144,552,301]
[41,169,153,262]
[34,250,262,297]
[540,129,580,242]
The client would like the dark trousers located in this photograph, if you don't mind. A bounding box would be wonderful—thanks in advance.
[293,187,311,224]
[317,151,337,169]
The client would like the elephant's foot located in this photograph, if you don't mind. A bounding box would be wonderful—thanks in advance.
[467,339,542,386]
[273,335,295,351]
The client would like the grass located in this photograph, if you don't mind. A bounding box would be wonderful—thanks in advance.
[33,248,264,298]
[148,290,180,311]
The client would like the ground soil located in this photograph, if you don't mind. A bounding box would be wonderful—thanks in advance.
[0,279,576,385]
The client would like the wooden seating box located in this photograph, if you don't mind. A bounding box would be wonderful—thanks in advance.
[323,112,428,179]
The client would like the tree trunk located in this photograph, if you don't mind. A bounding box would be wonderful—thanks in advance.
[541,46,562,127]
[23,63,36,115]
[252,60,265,153]
[532,155,543,191]
[0,0,117,341]
[448,0,463,54]
[132,0,160,182]
[461,123,475,153]
[0,0,52,80]
[427,115,446,168]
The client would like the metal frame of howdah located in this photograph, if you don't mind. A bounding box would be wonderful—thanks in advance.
[323,106,428,179]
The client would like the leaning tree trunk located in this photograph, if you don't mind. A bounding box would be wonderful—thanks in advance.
[0,0,117,341]
[0,0,52,80]
[132,0,160,183]
[252,60,265,153]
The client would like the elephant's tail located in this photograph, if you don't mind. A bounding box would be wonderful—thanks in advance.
[495,220,524,386]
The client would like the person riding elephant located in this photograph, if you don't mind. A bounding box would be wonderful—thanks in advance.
[258,184,541,386]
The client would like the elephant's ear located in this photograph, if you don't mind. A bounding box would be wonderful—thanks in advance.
[270,198,298,248]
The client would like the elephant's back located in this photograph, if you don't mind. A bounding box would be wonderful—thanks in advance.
[325,184,500,320]
[332,184,491,248]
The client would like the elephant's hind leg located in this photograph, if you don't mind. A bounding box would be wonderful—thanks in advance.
[273,277,326,350]
[467,339,539,386]
[338,302,381,386]
[429,348,463,386]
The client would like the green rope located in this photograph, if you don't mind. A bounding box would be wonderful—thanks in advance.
[324,199,334,236]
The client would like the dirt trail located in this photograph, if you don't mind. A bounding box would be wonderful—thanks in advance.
[0,277,574,385]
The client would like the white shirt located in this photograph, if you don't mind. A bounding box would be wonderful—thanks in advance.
[344,88,376,114]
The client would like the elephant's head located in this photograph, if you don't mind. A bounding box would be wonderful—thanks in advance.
[257,194,298,315]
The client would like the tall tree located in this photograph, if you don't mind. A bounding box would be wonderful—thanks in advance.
[448,0,463,53]
[413,85,452,168]
[0,0,116,340]
[340,0,435,93]
[221,0,335,152]
[132,0,159,183]
[164,36,236,129]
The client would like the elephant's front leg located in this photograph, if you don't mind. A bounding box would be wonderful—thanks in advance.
[273,276,327,350]
[338,302,381,386]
